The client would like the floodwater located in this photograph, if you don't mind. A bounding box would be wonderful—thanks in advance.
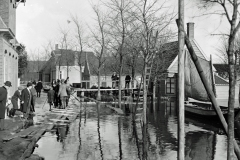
[34,100,235,160]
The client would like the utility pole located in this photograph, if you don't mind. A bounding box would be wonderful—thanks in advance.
[178,0,185,159]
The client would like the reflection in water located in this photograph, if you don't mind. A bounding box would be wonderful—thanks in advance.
[76,102,82,160]
[118,117,123,160]
[56,125,69,142]
[97,102,104,160]
[34,100,231,160]
[185,131,216,160]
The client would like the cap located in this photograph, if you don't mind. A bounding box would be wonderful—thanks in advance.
[4,81,12,87]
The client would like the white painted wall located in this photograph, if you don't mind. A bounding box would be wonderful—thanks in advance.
[215,85,238,99]
[55,66,81,84]
[215,84,239,108]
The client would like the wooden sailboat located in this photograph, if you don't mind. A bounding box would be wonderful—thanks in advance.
[184,51,228,116]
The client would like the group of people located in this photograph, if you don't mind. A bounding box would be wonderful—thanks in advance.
[111,72,132,89]
[0,80,43,130]
[48,77,72,111]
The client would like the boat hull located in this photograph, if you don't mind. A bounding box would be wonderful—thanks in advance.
[185,104,228,116]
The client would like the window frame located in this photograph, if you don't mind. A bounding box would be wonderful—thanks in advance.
[166,77,175,94]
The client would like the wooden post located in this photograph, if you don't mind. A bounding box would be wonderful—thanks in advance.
[176,20,240,159]
[178,0,185,159]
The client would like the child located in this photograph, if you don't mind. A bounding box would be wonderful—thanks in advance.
[47,87,55,111]
[6,97,12,117]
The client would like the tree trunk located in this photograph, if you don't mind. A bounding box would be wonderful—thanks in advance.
[118,57,123,108]
[143,61,147,125]
[227,33,236,160]
[142,61,147,159]
[152,76,157,101]
[97,69,101,101]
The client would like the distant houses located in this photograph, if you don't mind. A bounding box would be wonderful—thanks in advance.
[39,45,142,88]
[20,61,46,82]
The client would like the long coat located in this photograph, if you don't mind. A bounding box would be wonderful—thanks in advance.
[21,88,32,113]
[48,90,55,103]
[0,86,7,119]
[30,87,37,107]
[11,90,21,110]
[35,82,43,92]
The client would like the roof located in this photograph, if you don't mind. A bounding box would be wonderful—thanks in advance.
[214,74,229,85]
[213,64,228,73]
[156,41,179,73]
[27,61,47,72]
[101,56,143,76]
[41,49,98,75]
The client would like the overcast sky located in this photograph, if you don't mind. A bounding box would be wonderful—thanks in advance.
[16,0,230,63]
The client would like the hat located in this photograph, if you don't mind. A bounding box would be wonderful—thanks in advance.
[27,82,32,87]
[4,81,12,87]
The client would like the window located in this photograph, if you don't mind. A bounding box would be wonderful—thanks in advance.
[166,77,175,94]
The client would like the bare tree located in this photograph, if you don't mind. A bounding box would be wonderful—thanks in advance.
[195,1,240,158]
[104,0,133,106]
[71,14,87,85]
[57,28,75,79]
[88,4,109,100]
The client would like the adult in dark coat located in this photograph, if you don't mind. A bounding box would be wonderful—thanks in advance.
[11,86,22,117]
[125,75,131,88]
[111,72,118,88]
[30,82,37,112]
[0,81,12,130]
[48,87,55,111]
[21,82,32,119]
[54,79,61,108]
[35,80,43,97]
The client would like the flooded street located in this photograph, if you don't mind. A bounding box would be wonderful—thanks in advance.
[34,100,232,160]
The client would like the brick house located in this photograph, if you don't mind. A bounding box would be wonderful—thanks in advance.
[0,0,25,96]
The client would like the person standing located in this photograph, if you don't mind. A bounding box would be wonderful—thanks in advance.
[54,79,61,108]
[30,82,37,112]
[64,78,71,107]
[0,81,11,130]
[58,79,68,109]
[21,82,32,119]
[47,87,55,111]
[125,75,131,88]
[10,86,22,117]
[35,80,43,97]
[111,72,117,89]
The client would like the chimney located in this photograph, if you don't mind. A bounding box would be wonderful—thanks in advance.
[187,22,194,40]
[55,44,58,50]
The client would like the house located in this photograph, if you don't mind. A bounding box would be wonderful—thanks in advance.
[0,0,25,96]
[213,64,229,79]
[40,45,142,88]
[20,61,47,82]
[156,22,238,107]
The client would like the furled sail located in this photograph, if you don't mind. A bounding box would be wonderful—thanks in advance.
[184,51,214,101]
